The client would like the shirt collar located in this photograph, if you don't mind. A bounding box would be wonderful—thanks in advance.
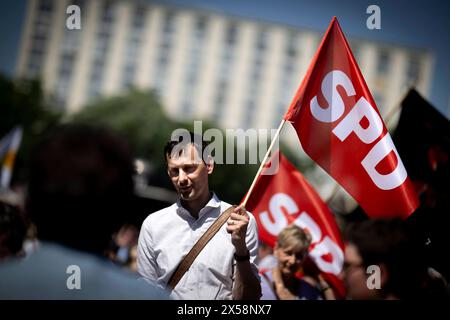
[175,192,221,220]
[205,192,221,209]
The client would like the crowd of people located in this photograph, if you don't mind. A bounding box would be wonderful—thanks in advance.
[0,124,448,300]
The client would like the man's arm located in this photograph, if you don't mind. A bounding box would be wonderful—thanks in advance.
[226,206,262,300]
[137,221,160,285]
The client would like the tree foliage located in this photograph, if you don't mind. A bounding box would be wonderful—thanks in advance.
[70,89,261,203]
[0,75,61,184]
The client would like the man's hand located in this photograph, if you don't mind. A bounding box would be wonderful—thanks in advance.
[226,205,249,255]
[226,205,262,300]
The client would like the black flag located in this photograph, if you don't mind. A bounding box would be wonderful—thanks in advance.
[393,88,450,280]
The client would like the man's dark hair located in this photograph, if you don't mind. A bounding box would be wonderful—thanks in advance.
[345,218,427,299]
[0,202,27,260]
[27,125,135,255]
[164,131,210,164]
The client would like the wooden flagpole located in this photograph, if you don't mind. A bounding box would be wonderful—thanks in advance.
[241,119,286,207]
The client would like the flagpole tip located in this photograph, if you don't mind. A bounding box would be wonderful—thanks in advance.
[330,16,342,30]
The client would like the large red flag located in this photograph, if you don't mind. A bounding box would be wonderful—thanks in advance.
[284,17,419,218]
[245,151,345,298]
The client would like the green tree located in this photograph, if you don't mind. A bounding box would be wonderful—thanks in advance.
[70,89,264,203]
[70,89,176,187]
[0,75,61,185]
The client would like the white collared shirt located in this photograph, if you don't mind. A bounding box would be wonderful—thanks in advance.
[137,193,259,300]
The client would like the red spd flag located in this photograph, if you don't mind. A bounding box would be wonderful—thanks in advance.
[246,152,345,298]
[284,17,419,218]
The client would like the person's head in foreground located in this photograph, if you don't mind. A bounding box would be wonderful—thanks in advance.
[0,201,27,262]
[27,124,135,255]
[0,124,169,299]
[343,218,428,300]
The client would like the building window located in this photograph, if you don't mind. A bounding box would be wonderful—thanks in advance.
[241,27,269,128]
[132,5,146,29]
[87,1,116,100]
[272,31,300,124]
[286,31,298,59]
[405,55,421,87]
[212,89,225,117]
[26,0,54,77]
[243,100,256,128]
[194,15,207,39]
[253,28,267,65]
[180,15,209,117]
[225,22,238,46]
[255,28,268,51]
[37,0,53,13]
[53,1,84,107]
[121,5,147,89]
[163,10,176,33]
[153,10,177,96]
[377,49,390,75]
[212,22,239,123]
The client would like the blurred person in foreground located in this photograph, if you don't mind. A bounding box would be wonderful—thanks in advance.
[0,125,168,299]
[260,225,333,300]
[105,223,139,269]
[137,132,261,300]
[343,218,448,299]
[0,201,27,261]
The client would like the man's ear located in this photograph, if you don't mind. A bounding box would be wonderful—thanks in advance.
[206,155,214,174]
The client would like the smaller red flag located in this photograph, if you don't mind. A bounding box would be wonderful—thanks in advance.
[245,151,345,298]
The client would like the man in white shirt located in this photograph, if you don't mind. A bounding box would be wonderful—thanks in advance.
[137,132,261,300]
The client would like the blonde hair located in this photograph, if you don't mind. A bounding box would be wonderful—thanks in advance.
[276,224,312,254]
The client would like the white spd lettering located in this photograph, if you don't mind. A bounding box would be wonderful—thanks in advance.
[332,97,383,144]
[259,193,343,275]
[310,69,407,191]
[310,70,356,123]
[362,133,407,190]
[260,193,298,236]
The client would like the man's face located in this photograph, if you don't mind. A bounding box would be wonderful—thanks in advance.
[274,244,305,276]
[342,243,379,300]
[166,144,213,202]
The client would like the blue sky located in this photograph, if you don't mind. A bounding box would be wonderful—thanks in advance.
[1,0,449,116]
